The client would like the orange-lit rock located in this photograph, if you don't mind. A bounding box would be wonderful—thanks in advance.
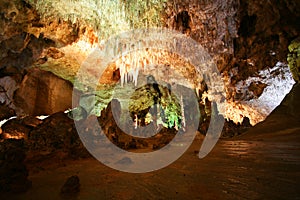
[13,68,73,116]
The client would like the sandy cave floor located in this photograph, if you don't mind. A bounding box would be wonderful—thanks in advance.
[1,121,299,200]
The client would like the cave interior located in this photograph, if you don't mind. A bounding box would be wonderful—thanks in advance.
[0,0,299,199]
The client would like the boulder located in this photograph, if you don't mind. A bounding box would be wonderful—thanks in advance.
[20,116,43,128]
[0,76,19,106]
[221,117,252,138]
[0,118,31,140]
[27,112,88,158]
[0,103,15,121]
[0,139,31,193]
[60,175,80,196]
[14,68,73,116]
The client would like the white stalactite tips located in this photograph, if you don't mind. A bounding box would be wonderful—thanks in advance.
[72,28,226,173]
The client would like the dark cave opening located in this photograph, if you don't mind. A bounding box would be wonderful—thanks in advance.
[238,14,257,38]
[175,11,191,34]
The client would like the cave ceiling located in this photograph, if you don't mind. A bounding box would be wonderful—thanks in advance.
[0,0,299,125]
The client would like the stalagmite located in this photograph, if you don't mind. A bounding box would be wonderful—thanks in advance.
[134,114,138,129]
[174,118,178,131]
[180,95,186,130]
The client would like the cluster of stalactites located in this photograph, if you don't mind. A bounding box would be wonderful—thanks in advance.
[115,50,170,87]
[114,49,204,92]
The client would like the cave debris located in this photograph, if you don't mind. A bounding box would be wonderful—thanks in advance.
[60,175,80,196]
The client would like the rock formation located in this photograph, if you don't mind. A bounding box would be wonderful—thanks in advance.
[0,0,299,195]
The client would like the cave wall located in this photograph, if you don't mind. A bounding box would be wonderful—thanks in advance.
[233,0,299,82]
[0,0,87,116]
[163,0,238,55]
[0,0,81,72]
[1,0,298,75]
[0,0,299,117]
[163,0,299,81]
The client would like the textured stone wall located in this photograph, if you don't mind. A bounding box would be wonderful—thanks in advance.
[0,0,81,71]
[0,0,299,117]
[232,0,299,81]
[1,0,299,81]
[162,0,299,83]
[163,0,238,54]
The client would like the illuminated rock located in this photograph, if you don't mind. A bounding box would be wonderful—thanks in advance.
[13,68,73,116]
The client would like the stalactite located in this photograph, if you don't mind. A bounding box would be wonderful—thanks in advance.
[195,88,199,97]
[119,55,126,87]
[133,67,139,86]
[142,57,147,70]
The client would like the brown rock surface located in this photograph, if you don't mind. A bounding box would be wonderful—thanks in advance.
[0,104,15,121]
[0,0,81,71]
[98,99,177,151]
[0,139,31,193]
[13,68,73,116]
[27,112,88,159]
[0,118,31,140]
[60,175,80,196]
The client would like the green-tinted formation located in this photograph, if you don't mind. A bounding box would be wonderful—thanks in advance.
[123,0,167,29]
[69,83,183,130]
[68,84,115,120]
[287,37,300,82]
[129,84,182,129]
[37,57,79,84]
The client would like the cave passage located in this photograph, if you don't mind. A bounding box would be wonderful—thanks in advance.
[0,0,299,198]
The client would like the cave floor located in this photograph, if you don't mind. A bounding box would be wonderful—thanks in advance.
[2,125,300,200]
